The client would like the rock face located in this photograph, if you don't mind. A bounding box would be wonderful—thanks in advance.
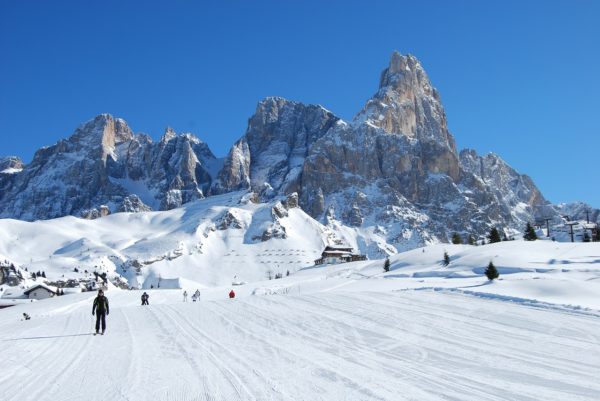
[215,97,339,195]
[0,114,221,220]
[216,51,555,251]
[0,156,24,172]
[0,52,566,255]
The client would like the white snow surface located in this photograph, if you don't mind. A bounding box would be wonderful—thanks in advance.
[1,265,599,401]
[1,196,600,400]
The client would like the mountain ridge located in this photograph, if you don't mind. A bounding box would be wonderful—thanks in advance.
[1,51,596,253]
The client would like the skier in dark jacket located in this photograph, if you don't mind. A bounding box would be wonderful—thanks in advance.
[229,289,235,299]
[141,292,149,305]
[92,289,109,335]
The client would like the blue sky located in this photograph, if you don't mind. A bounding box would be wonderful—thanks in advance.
[1,0,598,207]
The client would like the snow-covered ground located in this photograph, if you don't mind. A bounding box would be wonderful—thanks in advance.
[2,240,600,400]
[1,194,600,400]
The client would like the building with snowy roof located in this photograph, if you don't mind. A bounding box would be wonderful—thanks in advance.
[24,283,58,300]
[314,245,366,265]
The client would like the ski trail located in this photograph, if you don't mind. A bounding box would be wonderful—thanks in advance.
[206,300,391,401]
[150,305,251,401]
[164,304,289,400]
[2,310,94,401]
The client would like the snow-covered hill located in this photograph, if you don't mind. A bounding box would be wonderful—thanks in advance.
[1,241,600,400]
[0,192,335,291]
[1,189,599,305]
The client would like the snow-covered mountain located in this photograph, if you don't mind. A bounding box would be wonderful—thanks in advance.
[0,192,334,289]
[1,51,595,253]
[217,52,553,251]
[0,114,222,220]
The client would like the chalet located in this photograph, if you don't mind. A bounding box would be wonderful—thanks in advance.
[23,284,58,300]
[314,245,367,265]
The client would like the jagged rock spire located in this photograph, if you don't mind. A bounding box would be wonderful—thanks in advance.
[354,51,455,152]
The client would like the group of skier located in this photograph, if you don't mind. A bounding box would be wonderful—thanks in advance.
[183,289,202,302]
[90,287,237,334]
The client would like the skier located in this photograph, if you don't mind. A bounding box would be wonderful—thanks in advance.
[92,289,109,335]
[194,289,201,301]
[191,293,197,302]
[183,290,188,302]
[229,289,235,299]
[141,292,149,305]
[22,313,31,321]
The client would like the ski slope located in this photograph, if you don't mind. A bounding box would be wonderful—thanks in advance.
[1,280,600,401]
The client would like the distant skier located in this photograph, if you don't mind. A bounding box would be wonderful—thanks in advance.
[183,290,188,302]
[229,289,235,299]
[191,293,197,302]
[141,292,149,305]
[22,313,30,321]
[92,289,109,335]
[194,289,201,301]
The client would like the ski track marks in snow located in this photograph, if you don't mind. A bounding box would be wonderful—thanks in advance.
[1,290,600,401]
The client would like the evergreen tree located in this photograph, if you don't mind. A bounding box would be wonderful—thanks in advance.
[524,222,538,241]
[487,227,501,244]
[451,233,463,244]
[485,261,499,280]
[384,258,390,272]
[443,251,450,266]
[41,271,46,278]
[467,235,475,246]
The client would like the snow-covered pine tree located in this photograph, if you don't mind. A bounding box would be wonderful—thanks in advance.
[485,261,499,280]
[384,258,390,272]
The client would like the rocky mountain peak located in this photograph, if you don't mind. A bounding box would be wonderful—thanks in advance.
[353,52,456,157]
[0,156,24,172]
[378,51,426,89]
[161,127,178,143]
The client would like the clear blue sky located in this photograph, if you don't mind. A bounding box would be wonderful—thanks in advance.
[1,0,598,207]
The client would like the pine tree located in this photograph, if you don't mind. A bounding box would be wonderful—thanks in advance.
[487,227,501,244]
[467,235,475,246]
[41,271,46,278]
[384,258,390,272]
[451,233,462,244]
[485,261,499,280]
[443,251,450,266]
[524,222,538,241]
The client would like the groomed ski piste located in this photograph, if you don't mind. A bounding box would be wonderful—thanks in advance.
[2,241,600,400]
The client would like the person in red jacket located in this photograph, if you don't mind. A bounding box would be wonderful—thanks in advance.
[229,289,235,299]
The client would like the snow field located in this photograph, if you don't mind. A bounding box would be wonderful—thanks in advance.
[1,286,599,401]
